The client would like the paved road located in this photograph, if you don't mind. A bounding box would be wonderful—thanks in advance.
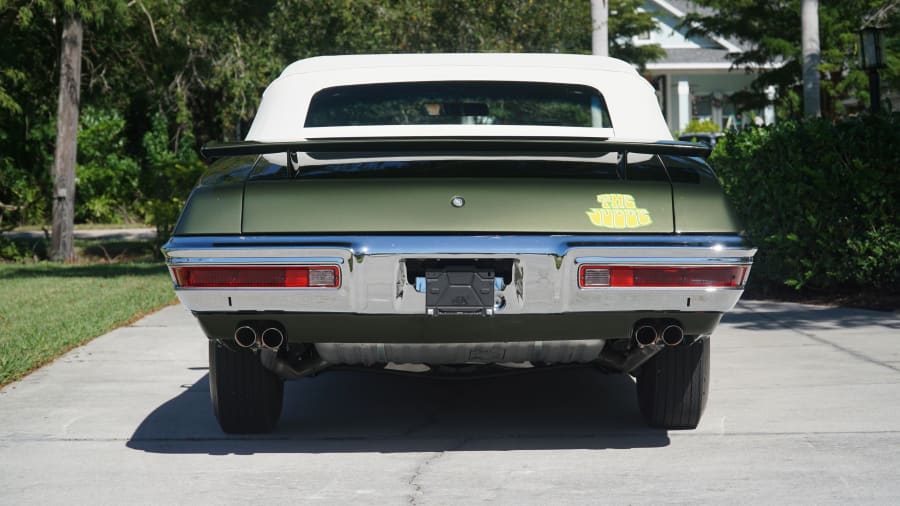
[1,301,898,504]
[3,227,155,241]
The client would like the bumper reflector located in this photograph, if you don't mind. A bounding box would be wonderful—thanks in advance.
[579,265,747,288]
[172,265,340,288]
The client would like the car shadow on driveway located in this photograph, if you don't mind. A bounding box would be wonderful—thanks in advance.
[126,366,670,454]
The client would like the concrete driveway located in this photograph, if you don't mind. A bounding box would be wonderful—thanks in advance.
[1,300,898,504]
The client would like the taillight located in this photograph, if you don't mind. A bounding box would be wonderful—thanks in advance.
[172,266,340,288]
[579,265,746,288]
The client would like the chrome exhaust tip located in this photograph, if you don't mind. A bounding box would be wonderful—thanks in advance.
[661,325,685,346]
[260,327,285,350]
[633,325,659,348]
[234,325,258,348]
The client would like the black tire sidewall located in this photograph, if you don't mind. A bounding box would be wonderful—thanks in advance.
[209,341,284,434]
[637,336,710,429]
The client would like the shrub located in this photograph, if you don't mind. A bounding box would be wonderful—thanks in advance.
[138,112,204,252]
[0,236,46,262]
[76,107,141,223]
[711,115,900,294]
[0,157,45,231]
[2,107,142,228]
[682,118,721,134]
[0,118,53,230]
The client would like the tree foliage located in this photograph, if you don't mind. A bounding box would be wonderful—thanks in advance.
[683,0,900,118]
[0,0,662,230]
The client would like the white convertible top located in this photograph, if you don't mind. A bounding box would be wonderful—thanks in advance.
[246,53,672,143]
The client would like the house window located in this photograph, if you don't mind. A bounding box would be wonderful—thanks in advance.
[692,94,712,120]
[637,31,651,41]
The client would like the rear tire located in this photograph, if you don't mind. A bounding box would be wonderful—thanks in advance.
[209,341,284,434]
[636,336,710,429]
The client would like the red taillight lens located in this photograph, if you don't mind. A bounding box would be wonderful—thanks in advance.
[579,265,746,288]
[172,266,340,288]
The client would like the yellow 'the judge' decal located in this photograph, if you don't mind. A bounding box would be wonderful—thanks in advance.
[586,193,653,229]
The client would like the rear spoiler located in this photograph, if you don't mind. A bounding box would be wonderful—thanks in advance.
[200,137,711,159]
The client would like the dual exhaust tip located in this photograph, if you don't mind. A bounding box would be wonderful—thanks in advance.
[234,325,285,350]
[634,324,684,348]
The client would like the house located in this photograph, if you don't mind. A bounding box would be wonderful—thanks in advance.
[637,0,780,133]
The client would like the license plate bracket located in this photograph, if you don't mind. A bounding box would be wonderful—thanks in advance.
[425,264,495,316]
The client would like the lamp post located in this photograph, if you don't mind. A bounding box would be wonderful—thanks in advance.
[859,25,886,114]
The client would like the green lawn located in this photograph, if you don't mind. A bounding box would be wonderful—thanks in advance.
[0,263,176,386]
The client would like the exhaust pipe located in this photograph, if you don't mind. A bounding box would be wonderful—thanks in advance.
[260,327,285,350]
[234,325,258,348]
[259,349,328,380]
[633,325,659,348]
[661,325,684,346]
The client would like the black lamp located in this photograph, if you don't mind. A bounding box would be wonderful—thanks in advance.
[859,25,886,113]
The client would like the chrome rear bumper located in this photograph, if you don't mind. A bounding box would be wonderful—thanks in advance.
[163,234,754,315]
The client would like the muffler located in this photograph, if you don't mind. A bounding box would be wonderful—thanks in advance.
[259,349,329,380]
[260,327,285,350]
[633,325,659,348]
[234,325,258,348]
[661,325,685,346]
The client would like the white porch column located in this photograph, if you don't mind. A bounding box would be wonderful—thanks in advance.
[712,92,723,127]
[677,80,690,132]
[664,74,675,131]
[764,85,777,125]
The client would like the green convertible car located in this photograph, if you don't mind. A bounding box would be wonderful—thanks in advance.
[163,53,755,433]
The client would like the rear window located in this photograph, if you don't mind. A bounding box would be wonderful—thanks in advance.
[304,81,612,128]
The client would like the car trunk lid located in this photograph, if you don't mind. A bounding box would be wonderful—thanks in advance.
[242,178,673,234]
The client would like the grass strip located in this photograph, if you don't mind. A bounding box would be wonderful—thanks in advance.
[0,262,176,387]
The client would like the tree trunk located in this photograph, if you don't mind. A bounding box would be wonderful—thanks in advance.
[801,0,821,117]
[591,0,609,57]
[50,15,83,262]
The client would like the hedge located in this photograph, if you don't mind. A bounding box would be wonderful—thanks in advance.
[711,114,900,295]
